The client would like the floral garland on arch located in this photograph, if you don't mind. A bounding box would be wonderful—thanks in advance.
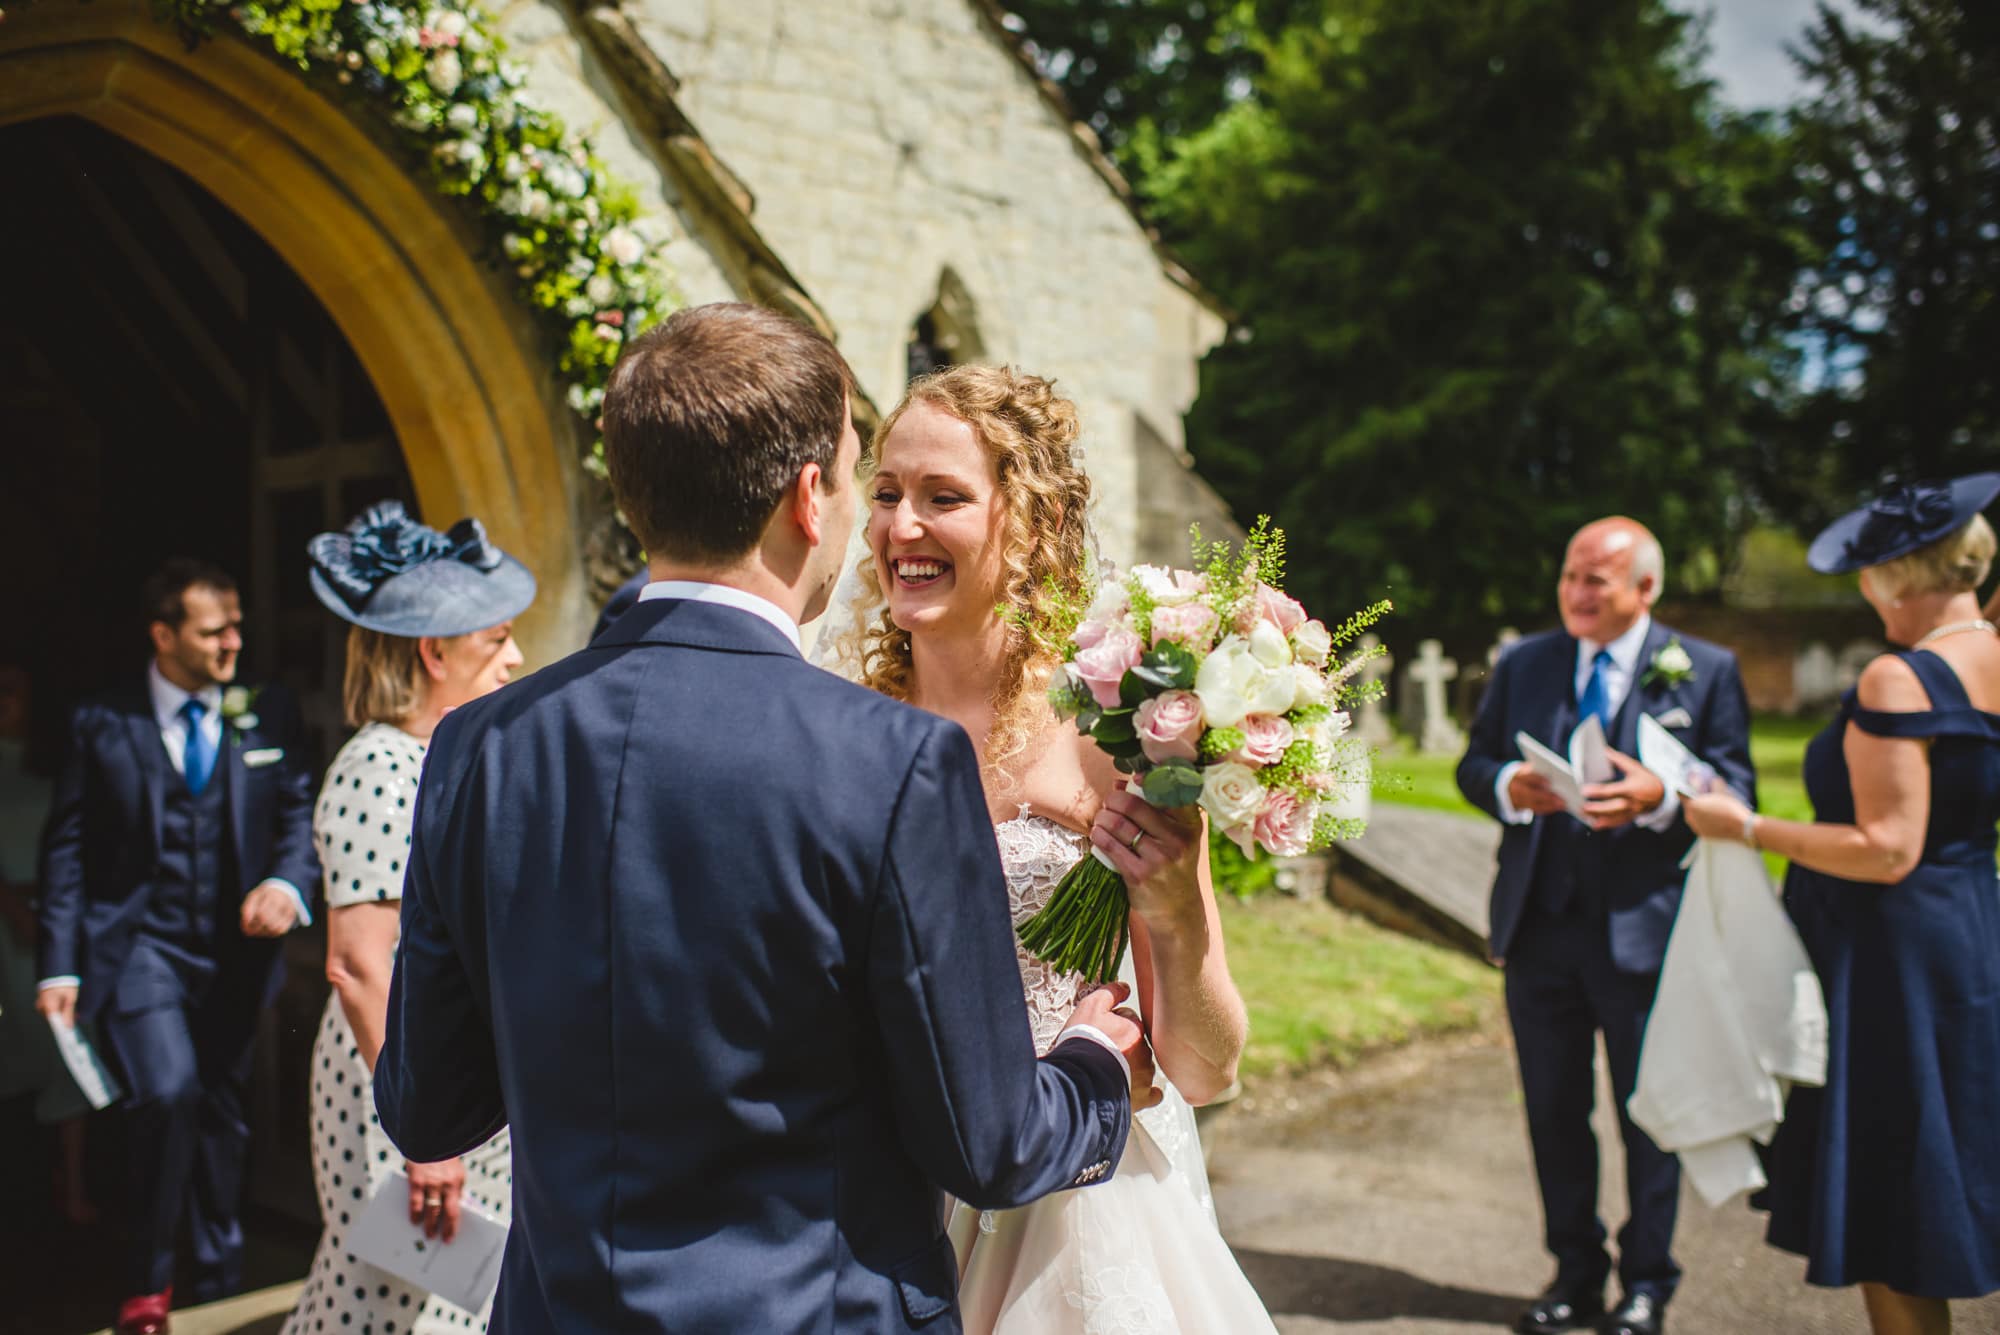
[151,0,678,468]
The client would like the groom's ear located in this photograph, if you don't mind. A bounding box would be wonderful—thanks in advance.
[790,461,828,547]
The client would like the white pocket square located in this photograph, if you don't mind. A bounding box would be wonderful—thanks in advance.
[1652,707,1693,729]
[243,747,285,768]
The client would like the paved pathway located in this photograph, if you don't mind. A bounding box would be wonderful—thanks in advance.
[1206,1029,2000,1334]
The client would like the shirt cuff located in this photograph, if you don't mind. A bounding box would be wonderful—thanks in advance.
[1054,1023,1131,1083]
[38,976,81,991]
[259,878,313,929]
[1494,762,1534,825]
[1636,783,1682,833]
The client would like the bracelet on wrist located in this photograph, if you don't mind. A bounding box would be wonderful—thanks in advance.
[1741,812,1760,850]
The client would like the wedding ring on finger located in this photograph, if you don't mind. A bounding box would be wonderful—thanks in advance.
[1126,827,1145,853]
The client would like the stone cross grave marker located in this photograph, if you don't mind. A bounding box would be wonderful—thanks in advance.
[1352,633,1394,747]
[1411,639,1463,754]
[1488,627,1521,668]
[1793,642,1841,711]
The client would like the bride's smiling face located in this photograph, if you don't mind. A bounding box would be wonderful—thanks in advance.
[869,400,1011,637]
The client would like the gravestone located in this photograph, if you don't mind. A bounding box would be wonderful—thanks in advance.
[1410,639,1463,754]
[1488,627,1521,668]
[1352,633,1395,747]
[1793,642,1841,711]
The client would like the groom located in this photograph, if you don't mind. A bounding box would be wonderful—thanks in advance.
[376,303,1152,1332]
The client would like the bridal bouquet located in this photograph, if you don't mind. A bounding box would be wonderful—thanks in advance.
[1015,521,1390,981]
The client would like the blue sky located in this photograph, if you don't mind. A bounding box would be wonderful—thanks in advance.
[1692,0,1864,108]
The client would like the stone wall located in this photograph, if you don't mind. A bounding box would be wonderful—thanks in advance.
[624,0,1229,565]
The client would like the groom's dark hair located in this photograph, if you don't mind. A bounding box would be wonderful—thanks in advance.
[603,302,855,562]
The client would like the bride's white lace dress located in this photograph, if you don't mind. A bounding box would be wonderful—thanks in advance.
[947,812,1278,1334]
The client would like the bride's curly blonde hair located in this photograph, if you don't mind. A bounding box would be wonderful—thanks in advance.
[831,364,1093,783]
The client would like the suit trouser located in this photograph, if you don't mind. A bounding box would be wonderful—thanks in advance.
[101,971,262,1299]
[1504,907,1680,1303]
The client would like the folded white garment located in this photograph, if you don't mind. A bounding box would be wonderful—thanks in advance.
[1628,840,1827,1207]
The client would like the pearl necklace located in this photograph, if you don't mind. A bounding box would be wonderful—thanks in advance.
[1913,618,1997,648]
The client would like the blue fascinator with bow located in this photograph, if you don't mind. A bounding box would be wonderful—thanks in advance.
[308,501,537,637]
[1807,473,2000,575]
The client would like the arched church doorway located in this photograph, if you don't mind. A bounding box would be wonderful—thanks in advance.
[0,115,413,1293]
[0,116,417,760]
[1,5,603,1314]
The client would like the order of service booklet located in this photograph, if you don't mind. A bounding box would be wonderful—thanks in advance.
[348,1168,509,1315]
[1514,714,1614,820]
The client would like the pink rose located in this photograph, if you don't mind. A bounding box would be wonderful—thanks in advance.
[1072,624,1144,708]
[1252,789,1317,858]
[1253,582,1307,633]
[1073,618,1112,650]
[1135,690,1204,764]
[1150,600,1220,652]
[1229,713,1295,767]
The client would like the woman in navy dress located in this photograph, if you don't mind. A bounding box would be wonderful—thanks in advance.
[1688,474,2000,1335]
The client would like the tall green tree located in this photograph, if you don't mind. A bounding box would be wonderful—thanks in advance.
[1763,0,2000,527]
[998,2,1305,172]
[1144,0,1803,640]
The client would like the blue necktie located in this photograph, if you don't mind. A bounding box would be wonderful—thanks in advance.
[182,698,217,795]
[1577,648,1614,732]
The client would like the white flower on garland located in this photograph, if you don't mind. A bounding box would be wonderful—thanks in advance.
[586,273,618,306]
[427,49,462,94]
[542,158,587,199]
[603,226,645,266]
[446,103,480,132]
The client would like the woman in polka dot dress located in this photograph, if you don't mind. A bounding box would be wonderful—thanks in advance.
[281,501,537,1335]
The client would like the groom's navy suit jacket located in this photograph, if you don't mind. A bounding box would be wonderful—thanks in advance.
[1456,622,1755,974]
[377,598,1132,1333]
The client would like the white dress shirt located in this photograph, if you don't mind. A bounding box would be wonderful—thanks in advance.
[39,664,309,993]
[638,580,803,654]
[1494,614,1680,831]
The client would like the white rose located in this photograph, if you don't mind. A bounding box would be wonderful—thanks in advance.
[1248,618,1293,669]
[426,50,462,94]
[1194,637,1258,727]
[435,9,467,38]
[1656,642,1693,674]
[603,225,646,266]
[1249,663,1298,716]
[1132,564,1200,606]
[446,103,479,132]
[1083,576,1128,628]
[221,687,251,716]
[1198,762,1265,828]
[586,274,619,306]
[1290,663,1330,710]
[500,152,525,181]
[1291,619,1332,666]
[520,188,552,220]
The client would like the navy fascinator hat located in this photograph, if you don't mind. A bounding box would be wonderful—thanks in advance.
[308,501,537,637]
[1806,473,2000,575]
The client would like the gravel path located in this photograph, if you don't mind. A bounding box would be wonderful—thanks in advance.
[1206,1029,2000,1334]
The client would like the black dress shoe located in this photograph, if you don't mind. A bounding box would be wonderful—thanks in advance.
[1513,1283,1604,1334]
[1599,1292,1664,1335]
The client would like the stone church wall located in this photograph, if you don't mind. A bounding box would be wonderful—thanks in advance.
[491,0,1229,568]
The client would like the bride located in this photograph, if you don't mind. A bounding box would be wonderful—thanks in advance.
[821,364,1279,1332]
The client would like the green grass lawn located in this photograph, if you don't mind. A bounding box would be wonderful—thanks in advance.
[1217,894,1502,1078]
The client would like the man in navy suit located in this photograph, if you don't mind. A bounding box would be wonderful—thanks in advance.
[1458,518,1754,1335]
[37,560,319,1335]
[377,303,1151,1333]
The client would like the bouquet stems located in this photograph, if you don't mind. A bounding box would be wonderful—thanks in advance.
[1015,852,1131,985]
